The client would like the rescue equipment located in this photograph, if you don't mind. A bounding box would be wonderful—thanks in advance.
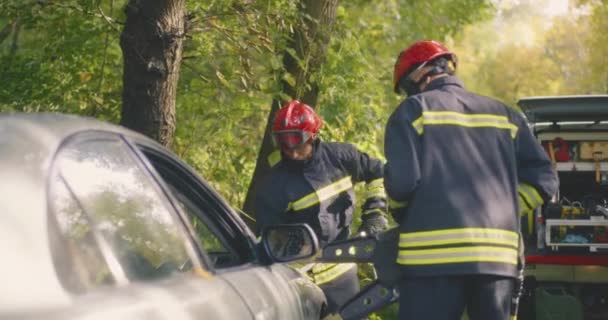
[319,229,402,320]
[543,137,571,162]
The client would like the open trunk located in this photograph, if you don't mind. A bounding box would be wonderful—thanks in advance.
[518,95,608,320]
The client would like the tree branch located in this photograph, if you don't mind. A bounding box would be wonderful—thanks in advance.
[0,21,15,46]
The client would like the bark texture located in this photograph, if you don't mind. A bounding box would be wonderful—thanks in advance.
[119,0,186,147]
[243,0,340,232]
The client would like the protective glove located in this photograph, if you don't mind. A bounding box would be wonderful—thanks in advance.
[357,211,389,236]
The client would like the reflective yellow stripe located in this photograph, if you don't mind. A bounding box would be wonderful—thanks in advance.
[518,194,533,215]
[397,246,518,265]
[518,194,535,235]
[415,111,519,138]
[366,178,384,189]
[518,183,542,236]
[365,178,386,199]
[365,189,386,199]
[312,263,356,285]
[389,197,408,209]
[412,116,424,135]
[312,263,338,273]
[399,228,518,248]
[287,176,353,211]
[518,183,543,211]
[527,209,534,235]
[267,150,281,167]
[363,208,384,215]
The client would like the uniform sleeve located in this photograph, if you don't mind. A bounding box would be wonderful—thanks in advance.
[512,111,559,216]
[383,100,422,222]
[341,144,388,217]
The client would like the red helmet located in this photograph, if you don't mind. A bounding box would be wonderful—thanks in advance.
[272,100,323,150]
[393,40,456,93]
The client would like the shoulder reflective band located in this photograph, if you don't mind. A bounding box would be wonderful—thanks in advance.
[411,111,519,138]
[287,176,353,212]
[365,178,386,199]
[397,228,519,265]
[267,150,281,167]
[311,263,356,285]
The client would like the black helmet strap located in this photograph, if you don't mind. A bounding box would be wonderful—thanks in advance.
[397,57,454,96]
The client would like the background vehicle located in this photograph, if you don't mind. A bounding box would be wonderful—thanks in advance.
[518,95,608,320]
[0,113,326,320]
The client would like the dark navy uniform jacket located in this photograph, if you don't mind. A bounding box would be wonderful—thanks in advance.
[255,140,387,247]
[384,76,558,278]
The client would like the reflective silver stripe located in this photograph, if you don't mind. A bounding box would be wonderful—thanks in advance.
[518,183,543,211]
[312,263,356,285]
[397,246,518,265]
[287,176,353,211]
[415,111,519,138]
[399,228,518,248]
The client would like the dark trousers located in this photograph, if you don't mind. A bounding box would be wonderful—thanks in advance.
[398,275,514,320]
[319,265,360,315]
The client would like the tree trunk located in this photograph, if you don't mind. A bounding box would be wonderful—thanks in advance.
[119,0,185,147]
[283,0,339,102]
[242,0,339,232]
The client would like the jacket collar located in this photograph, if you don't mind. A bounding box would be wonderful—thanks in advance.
[281,139,321,170]
[423,75,464,92]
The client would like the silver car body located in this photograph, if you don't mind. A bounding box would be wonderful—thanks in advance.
[0,113,325,320]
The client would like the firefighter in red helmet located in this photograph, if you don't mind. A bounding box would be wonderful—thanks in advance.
[255,100,389,316]
[383,40,558,319]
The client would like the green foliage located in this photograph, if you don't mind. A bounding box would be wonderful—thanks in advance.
[6,1,608,317]
[585,0,608,93]
[452,0,608,107]
[0,0,125,120]
[0,0,494,211]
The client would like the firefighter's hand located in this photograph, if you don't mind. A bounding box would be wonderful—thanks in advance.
[357,211,389,236]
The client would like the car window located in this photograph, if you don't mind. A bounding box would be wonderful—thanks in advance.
[49,134,197,293]
[139,147,255,268]
[169,187,242,267]
[48,177,114,293]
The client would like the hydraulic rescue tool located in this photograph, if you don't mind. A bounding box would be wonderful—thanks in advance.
[318,228,401,320]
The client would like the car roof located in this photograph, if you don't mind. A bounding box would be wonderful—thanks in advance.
[517,95,608,123]
[0,113,159,312]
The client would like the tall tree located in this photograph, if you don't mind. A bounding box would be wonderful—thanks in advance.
[242,0,339,229]
[120,0,186,146]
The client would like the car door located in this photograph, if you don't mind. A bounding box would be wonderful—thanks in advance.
[46,131,256,320]
[136,142,322,320]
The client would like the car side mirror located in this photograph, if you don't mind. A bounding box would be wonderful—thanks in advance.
[261,224,319,263]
